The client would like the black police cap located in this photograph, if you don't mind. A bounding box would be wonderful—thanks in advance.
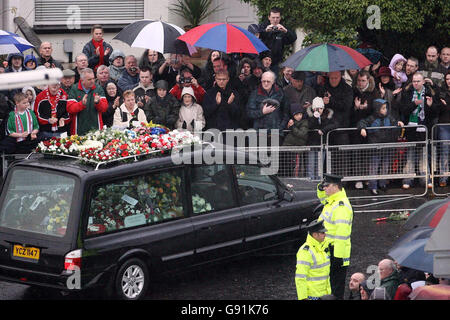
[304,219,327,233]
[322,173,343,185]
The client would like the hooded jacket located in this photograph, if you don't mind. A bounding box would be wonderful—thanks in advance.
[389,54,408,88]
[108,50,126,82]
[5,53,24,73]
[23,55,37,70]
[144,93,180,129]
[358,99,400,144]
[175,86,205,133]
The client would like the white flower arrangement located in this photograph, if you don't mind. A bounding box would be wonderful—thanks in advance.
[192,194,212,214]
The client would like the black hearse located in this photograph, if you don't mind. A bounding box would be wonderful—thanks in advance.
[0,146,319,299]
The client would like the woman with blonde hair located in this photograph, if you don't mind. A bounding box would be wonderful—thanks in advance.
[113,90,147,129]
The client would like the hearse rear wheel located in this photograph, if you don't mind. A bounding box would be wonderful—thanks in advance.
[115,258,149,300]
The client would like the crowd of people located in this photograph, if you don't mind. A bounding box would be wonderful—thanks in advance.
[0,7,449,190]
[347,259,450,300]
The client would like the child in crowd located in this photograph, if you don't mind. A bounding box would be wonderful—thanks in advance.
[175,86,205,133]
[0,92,39,154]
[283,103,309,146]
[358,99,404,195]
[22,86,36,109]
[283,103,309,177]
[389,54,408,88]
[306,97,338,180]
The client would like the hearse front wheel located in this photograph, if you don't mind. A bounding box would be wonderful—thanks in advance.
[115,258,149,300]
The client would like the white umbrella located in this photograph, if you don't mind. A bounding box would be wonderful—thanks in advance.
[113,20,196,55]
[0,30,34,55]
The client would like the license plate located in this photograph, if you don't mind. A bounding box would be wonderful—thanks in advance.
[13,245,40,261]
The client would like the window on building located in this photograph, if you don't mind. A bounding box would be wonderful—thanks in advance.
[34,0,144,30]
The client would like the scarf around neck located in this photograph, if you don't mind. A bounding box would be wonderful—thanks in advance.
[92,39,104,72]
[14,109,33,142]
[46,89,65,131]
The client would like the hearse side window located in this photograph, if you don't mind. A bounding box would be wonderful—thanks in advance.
[190,164,236,215]
[234,165,278,205]
[86,168,185,235]
[0,168,76,237]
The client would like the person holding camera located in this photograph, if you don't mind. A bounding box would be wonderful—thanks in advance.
[158,53,184,89]
[258,7,297,75]
[169,66,206,104]
[117,55,140,92]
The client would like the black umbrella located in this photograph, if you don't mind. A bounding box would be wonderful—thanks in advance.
[113,20,196,56]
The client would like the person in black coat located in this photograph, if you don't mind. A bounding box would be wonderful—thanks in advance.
[400,72,439,189]
[103,81,123,128]
[257,7,297,74]
[203,70,241,132]
[317,71,354,145]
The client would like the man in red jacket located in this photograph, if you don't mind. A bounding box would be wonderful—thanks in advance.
[34,82,71,139]
[66,68,108,135]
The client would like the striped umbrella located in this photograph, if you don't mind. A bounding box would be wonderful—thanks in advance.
[0,30,34,54]
[177,23,268,54]
[282,43,372,72]
[113,20,196,55]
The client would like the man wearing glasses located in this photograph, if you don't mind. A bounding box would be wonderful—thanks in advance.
[316,173,353,300]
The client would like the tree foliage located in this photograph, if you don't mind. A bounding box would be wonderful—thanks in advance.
[242,0,449,59]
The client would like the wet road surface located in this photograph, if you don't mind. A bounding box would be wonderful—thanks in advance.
[0,189,430,300]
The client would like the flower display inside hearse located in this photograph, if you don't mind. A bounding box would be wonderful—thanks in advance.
[36,124,202,165]
[87,171,184,235]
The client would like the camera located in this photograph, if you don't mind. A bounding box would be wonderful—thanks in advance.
[272,26,278,31]
[179,76,192,84]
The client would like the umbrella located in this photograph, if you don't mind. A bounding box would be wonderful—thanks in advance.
[0,30,34,54]
[113,20,196,55]
[391,226,434,249]
[425,205,450,278]
[281,43,372,72]
[355,48,383,64]
[403,199,450,230]
[409,284,450,300]
[177,22,268,54]
[389,236,434,274]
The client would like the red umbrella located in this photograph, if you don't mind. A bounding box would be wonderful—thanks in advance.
[177,22,268,54]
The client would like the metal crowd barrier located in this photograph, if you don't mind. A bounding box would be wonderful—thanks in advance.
[219,129,324,180]
[431,124,450,196]
[4,125,450,199]
[325,125,429,198]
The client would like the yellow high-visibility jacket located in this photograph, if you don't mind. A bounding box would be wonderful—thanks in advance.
[295,233,331,300]
[317,185,353,266]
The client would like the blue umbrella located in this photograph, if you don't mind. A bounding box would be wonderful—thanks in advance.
[0,30,34,55]
[389,228,434,273]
